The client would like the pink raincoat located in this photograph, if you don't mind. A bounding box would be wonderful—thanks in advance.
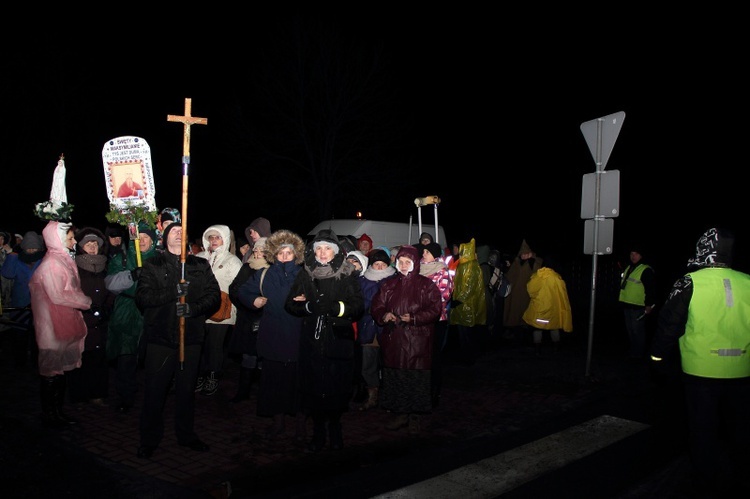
[29,221,92,376]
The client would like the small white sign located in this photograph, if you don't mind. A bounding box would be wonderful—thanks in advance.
[102,136,157,211]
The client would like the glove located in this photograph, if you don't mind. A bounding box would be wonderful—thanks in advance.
[306,300,324,315]
[130,268,142,281]
[176,281,190,298]
[327,301,342,317]
[176,302,191,317]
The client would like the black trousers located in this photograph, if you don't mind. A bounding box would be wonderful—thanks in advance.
[139,343,202,447]
[683,374,750,496]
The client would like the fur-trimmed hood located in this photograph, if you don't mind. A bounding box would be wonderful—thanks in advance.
[265,229,305,265]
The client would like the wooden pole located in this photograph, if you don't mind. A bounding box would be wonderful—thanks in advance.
[167,98,207,365]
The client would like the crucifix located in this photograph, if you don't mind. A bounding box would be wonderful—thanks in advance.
[167,97,207,365]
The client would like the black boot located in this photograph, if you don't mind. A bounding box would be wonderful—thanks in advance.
[230,367,252,404]
[54,375,78,425]
[40,376,64,429]
[329,416,343,451]
[306,415,326,453]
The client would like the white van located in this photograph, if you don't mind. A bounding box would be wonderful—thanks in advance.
[307,219,447,250]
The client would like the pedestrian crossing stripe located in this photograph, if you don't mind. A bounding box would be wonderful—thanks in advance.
[372,414,650,498]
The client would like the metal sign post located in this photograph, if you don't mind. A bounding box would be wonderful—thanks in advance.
[580,111,625,377]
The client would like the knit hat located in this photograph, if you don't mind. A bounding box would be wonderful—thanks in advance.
[20,231,45,250]
[253,237,268,251]
[104,224,125,239]
[162,222,180,245]
[368,249,390,267]
[423,242,442,260]
[245,217,271,240]
[357,233,373,251]
[138,223,157,244]
[159,207,181,224]
[78,233,104,249]
[312,229,340,255]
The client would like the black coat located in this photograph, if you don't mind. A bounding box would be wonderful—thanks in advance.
[136,251,220,349]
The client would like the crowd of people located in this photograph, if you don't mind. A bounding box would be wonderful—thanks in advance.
[3,215,749,496]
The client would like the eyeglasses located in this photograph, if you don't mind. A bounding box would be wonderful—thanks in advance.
[207,235,222,240]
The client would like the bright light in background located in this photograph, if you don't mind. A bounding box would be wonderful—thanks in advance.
[355,211,363,219]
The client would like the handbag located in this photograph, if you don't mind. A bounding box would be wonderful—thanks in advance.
[209,291,233,322]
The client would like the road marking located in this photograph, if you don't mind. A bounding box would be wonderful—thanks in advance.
[372,415,650,498]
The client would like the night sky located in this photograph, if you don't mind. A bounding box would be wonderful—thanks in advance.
[4,11,747,290]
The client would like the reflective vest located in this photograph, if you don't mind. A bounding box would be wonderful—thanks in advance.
[680,267,750,378]
[619,264,650,306]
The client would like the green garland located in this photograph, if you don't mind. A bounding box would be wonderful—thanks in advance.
[105,202,159,228]
[34,201,75,221]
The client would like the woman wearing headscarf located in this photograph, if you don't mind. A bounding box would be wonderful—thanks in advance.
[227,236,270,403]
[29,221,92,428]
[371,245,442,434]
[285,229,364,452]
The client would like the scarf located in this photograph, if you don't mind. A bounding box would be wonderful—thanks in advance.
[363,265,396,282]
[75,253,108,274]
[419,260,446,277]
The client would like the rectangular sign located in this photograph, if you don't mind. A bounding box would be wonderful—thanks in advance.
[102,136,157,212]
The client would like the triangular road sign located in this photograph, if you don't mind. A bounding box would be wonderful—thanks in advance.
[580,111,625,171]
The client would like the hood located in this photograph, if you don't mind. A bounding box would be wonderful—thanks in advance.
[395,245,421,275]
[41,220,72,256]
[202,224,232,255]
[245,217,272,241]
[346,250,369,272]
[265,229,305,264]
[75,227,106,255]
[459,238,478,263]
[687,227,734,269]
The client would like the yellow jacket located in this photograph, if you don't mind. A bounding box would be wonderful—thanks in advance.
[522,267,573,332]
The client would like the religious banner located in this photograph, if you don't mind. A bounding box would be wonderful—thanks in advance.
[102,136,157,212]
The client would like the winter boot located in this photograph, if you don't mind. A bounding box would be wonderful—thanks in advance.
[385,413,409,431]
[294,412,308,444]
[53,375,78,425]
[265,414,285,439]
[229,367,252,403]
[360,387,379,411]
[40,376,64,429]
[306,415,327,453]
[329,417,343,451]
[408,413,421,435]
[202,371,218,396]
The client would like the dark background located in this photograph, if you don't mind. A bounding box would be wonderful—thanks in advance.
[3,10,747,296]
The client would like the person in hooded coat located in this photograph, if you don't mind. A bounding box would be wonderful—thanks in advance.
[285,229,364,452]
[371,244,442,434]
[449,238,488,365]
[651,227,750,496]
[502,238,543,339]
[522,254,573,355]
[29,221,92,428]
[194,224,243,396]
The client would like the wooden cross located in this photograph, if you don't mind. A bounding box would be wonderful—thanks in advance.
[167,98,207,161]
[167,97,207,366]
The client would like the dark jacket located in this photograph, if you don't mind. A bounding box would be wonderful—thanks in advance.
[238,259,303,362]
[227,263,266,356]
[285,243,364,409]
[371,245,442,370]
[136,251,220,349]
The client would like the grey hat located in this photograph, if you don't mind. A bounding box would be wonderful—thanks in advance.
[20,231,45,250]
[78,233,104,249]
